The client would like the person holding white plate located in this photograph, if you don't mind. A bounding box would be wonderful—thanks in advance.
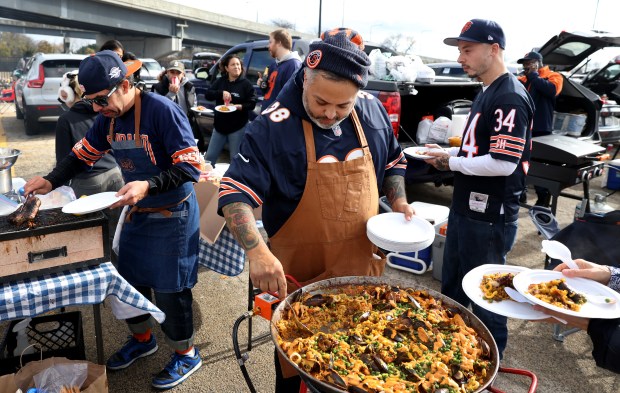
[204,54,257,165]
[533,259,620,374]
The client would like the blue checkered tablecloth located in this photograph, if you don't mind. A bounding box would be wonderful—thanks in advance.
[198,227,245,276]
[0,262,165,323]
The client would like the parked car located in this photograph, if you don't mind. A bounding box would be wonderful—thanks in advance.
[14,52,86,135]
[138,58,164,91]
[191,52,221,72]
[427,62,521,81]
[536,30,620,144]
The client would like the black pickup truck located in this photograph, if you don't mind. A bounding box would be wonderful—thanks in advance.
[190,36,606,185]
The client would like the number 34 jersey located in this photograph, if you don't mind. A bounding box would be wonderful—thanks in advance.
[452,72,534,223]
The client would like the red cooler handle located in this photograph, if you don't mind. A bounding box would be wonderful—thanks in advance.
[486,367,538,393]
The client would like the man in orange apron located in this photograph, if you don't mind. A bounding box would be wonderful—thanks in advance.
[218,29,414,391]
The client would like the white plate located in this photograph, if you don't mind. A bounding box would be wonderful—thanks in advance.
[366,213,435,252]
[61,192,121,215]
[403,146,444,160]
[462,264,548,320]
[214,105,236,113]
[513,270,620,319]
[190,106,214,114]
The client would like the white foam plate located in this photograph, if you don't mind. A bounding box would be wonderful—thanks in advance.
[62,192,121,215]
[462,264,548,320]
[191,106,214,114]
[513,269,620,319]
[366,213,435,252]
[403,146,445,160]
[214,105,236,113]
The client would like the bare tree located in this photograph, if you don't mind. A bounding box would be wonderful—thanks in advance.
[270,19,295,30]
[381,34,416,55]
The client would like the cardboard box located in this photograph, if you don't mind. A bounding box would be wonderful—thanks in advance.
[194,181,226,244]
[194,181,263,244]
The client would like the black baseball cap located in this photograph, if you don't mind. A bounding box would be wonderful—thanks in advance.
[517,51,543,64]
[444,19,506,49]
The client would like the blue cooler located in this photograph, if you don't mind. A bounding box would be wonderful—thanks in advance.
[607,159,620,190]
[386,202,449,275]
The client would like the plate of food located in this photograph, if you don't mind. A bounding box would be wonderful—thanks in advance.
[190,105,213,114]
[61,192,121,215]
[462,264,549,320]
[214,105,236,113]
[513,269,620,319]
[402,146,445,160]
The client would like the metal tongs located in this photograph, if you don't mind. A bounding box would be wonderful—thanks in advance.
[282,275,316,337]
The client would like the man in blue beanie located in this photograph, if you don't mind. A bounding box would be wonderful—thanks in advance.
[218,28,413,391]
[426,19,534,360]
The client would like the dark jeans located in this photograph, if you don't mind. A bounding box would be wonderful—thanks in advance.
[441,210,518,358]
[126,286,194,343]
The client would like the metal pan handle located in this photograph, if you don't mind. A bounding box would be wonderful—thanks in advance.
[487,367,538,393]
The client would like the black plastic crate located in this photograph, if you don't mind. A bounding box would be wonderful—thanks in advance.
[0,311,85,375]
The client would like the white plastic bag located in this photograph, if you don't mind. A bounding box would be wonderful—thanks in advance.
[37,185,76,210]
[368,49,388,80]
[427,117,452,144]
[416,119,433,144]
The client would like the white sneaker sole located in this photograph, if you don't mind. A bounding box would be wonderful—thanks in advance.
[152,358,203,390]
[106,344,159,371]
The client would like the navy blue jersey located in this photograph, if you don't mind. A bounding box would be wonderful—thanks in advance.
[452,73,534,222]
[262,54,302,109]
[218,69,406,237]
[71,92,201,181]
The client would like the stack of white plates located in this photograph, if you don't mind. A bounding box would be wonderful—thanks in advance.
[366,213,435,252]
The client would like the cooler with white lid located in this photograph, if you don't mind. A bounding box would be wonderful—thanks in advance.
[386,202,449,275]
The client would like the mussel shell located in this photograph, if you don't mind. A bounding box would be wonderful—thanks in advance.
[372,355,389,373]
[349,333,365,345]
[325,369,348,389]
[303,294,331,307]
[402,366,422,382]
[353,311,370,323]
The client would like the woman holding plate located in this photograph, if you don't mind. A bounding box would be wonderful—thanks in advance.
[534,259,620,374]
[204,54,257,165]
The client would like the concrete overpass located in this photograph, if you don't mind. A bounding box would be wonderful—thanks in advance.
[0,0,315,58]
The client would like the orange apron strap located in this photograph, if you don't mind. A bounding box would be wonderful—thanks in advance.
[350,108,371,156]
[302,120,316,164]
[134,92,142,147]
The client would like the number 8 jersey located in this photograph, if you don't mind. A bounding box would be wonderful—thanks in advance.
[452,73,534,223]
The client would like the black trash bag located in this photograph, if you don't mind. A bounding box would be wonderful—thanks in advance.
[548,210,620,269]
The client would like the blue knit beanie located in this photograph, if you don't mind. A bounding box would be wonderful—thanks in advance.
[305,29,371,88]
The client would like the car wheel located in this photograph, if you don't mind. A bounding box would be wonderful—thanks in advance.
[24,111,39,136]
[15,100,23,119]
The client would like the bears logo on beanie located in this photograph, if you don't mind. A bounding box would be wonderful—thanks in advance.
[305,28,371,88]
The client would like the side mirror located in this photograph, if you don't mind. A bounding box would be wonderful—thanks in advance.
[194,67,209,80]
[12,69,22,79]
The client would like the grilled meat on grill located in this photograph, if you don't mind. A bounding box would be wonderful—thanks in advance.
[8,195,41,228]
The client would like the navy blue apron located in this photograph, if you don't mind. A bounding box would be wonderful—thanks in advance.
[110,93,199,292]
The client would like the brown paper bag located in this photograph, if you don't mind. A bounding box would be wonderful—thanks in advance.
[3,357,108,393]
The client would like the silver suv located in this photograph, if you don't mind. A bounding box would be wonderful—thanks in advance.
[14,53,86,135]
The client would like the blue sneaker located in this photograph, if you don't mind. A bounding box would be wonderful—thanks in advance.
[106,335,158,370]
[151,348,203,390]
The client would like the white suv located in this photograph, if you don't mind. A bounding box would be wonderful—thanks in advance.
[14,53,86,135]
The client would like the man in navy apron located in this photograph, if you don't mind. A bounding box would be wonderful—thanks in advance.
[24,50,203,390]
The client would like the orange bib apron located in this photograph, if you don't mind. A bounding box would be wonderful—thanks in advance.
[271,110,386,378]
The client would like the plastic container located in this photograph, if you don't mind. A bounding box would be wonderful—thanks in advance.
[607,159,620,190]
[416,118,433,144]
[0,311,85,375]
[553,112,587,136]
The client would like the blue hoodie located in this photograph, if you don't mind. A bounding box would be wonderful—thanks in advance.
[218,68,407,237]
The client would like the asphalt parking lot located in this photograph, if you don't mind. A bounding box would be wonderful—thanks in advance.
[1,103,619,392]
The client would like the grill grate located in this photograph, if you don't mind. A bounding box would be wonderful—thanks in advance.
[0,208,100,234]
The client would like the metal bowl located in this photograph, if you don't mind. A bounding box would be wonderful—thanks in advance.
[0,148,21,171]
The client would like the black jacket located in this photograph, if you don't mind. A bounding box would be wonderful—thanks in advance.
[588,318,620,373]
[55,101,118,177]
[205,75,257,134]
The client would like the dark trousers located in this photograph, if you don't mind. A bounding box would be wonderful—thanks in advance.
[126,286,194,342]
[441,210,518,358]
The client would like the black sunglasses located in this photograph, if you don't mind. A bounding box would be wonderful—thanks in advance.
[82,84,119,107]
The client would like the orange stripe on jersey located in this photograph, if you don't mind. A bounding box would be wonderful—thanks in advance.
[490,148,522,158]
[491,142,524,151]
[221,177,263,205]
[490,134,525,144]
[172,146,201,170]
[385,152,405,170]
[218,189,241,198]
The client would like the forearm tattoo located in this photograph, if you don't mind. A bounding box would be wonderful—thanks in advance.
[223,202,261,250]
[382,175,407,205]
[434,156,451,171]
